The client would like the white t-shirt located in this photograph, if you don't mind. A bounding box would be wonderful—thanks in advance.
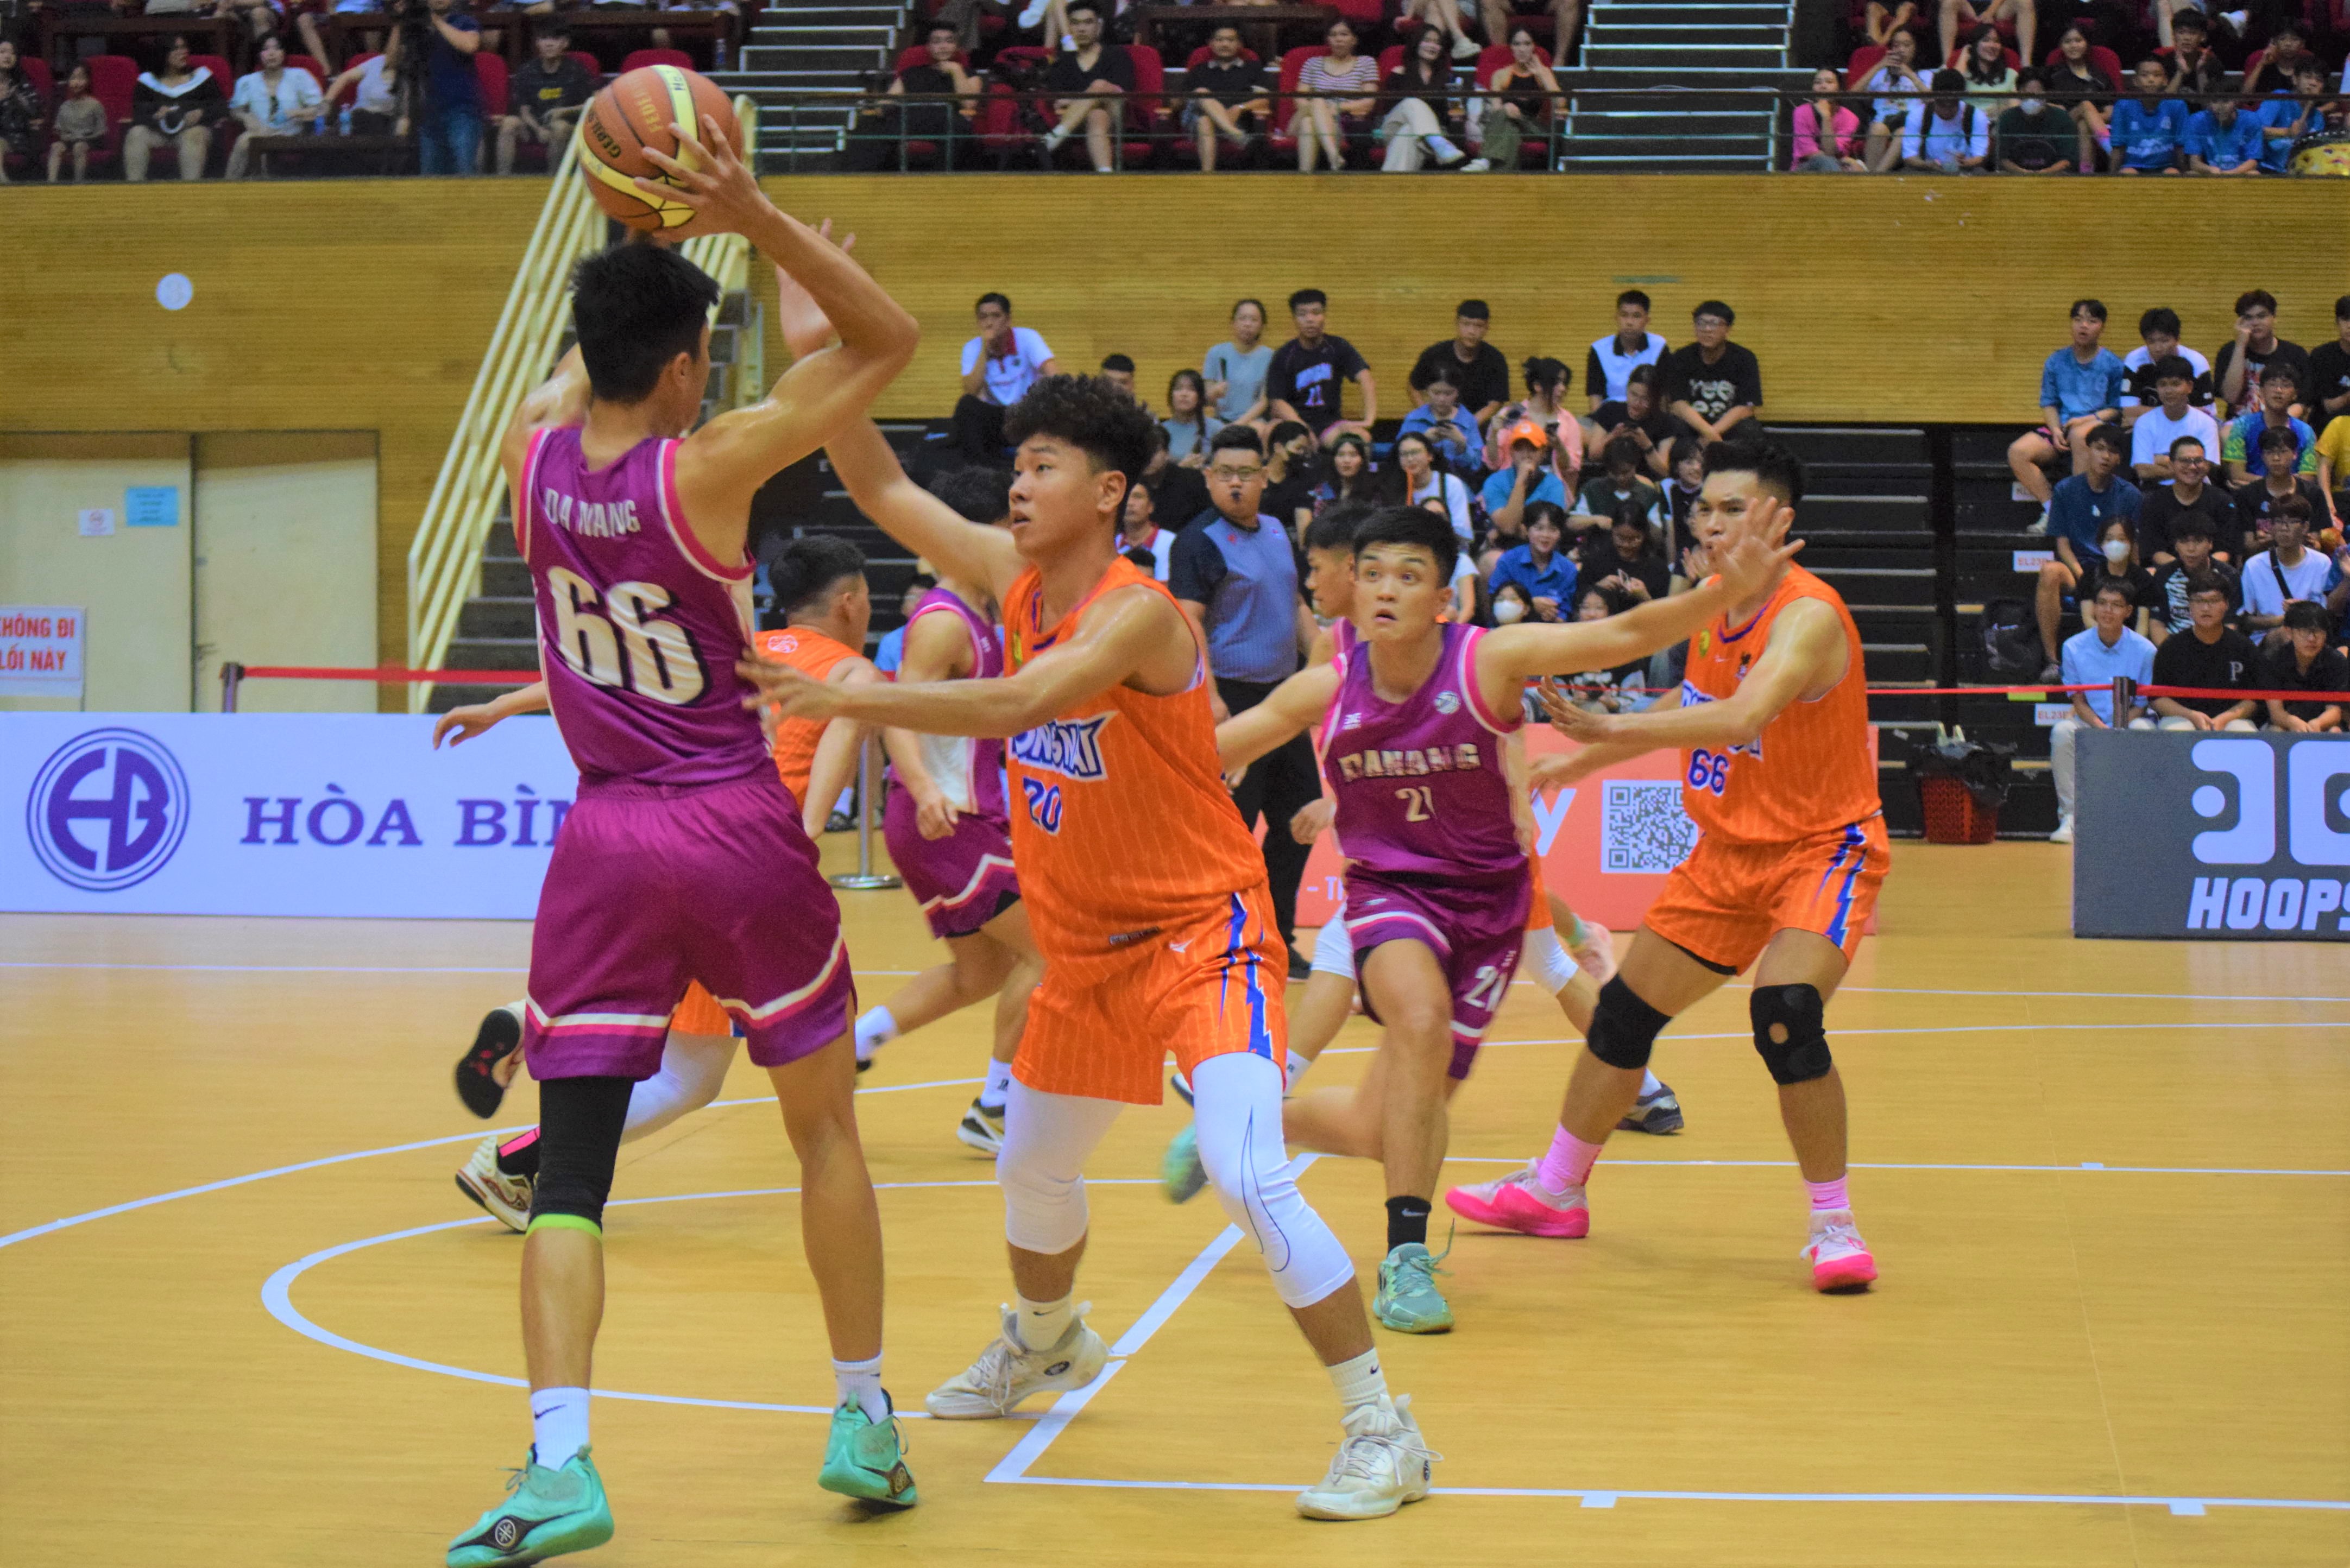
[960,326,1054,407]
[231,67,322,132]
[1120,526,1174,581]
[2239,548,2333,617]
[2128,404,2221,480]
[350,54,399,116]
[1406,470,1472,541]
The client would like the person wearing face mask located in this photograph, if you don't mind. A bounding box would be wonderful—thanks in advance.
[2073,518,2154,640]
[1995,68,2076,173]
[1489,581,1533,625]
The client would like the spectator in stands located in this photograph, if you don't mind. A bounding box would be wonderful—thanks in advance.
[953,292,1058,465]
[1863,0,1917,47]
[2120,306,2212,425]
[2137,436,2229,564]
[1464,24,1559,171]
[1412,300,1510,425]
[1395,0,1480,63]
[1377,26,1467,172]
[1481,420,1569,546]
[47,62,106,181]
[2161,9,2224,97]
[2043,24,2114,167]
[2276,57,2346,152]
[1398,367,1484,481]
[1310,432,1375,514]
[880,23,980,163]
[2148,574,2260,723]
[1388,429,1472,541]
[1489,581,1533,624]
[2315,407,2350,529]
[1157,369,1221,466]
[2146,514,2239,639]
[1097,353,1141,406]
[2261,601,2347,731]
[2184,91,2263,174]
[1591,364,1677,478]
[213,0,283,47]
[1204,298,1272,429]
[325,47,403,134]
[2010,298,2124,518]
[1186,23,1268,173]
[1484,356,1579,477]
[1291,17,1377,172]
[1899,67,1992,169]
[1141,425,1209,528]
[2236,435,2327,553]
[1037,1,1131,172]
[389,0,483,176]
[1792,65,1868,170]
[2034,423,2140,675]
[1661,301,1761,447]
[1995,68,2077,171]
[2306,294,2350,439]
[2047,578,2156,843]
[2214,289,2309,420]
[2239,496,2329,635]
[2075,515,2156,636]
[224,33,325,178]
[1938,0,2032,75]
[1587,506,1672,603]
[931,0,1009,54]
[125,36,225,181]
[2242,16,2310,94]
[2128,358,2221,482]
[0,40,40,183]
[1584,289,1666,413]
[2109,57,2189,171]
[1952,26,2017,109]
[2223,366,2317,486]
[1558,585,1650,711]
[1267,288,1374,448]
[1856,28,1927,168]
[1661,440,1705,545]
[494,22,589,173]
[1488,501,1574,621]
[1573,434,1665,535]
[1261,421,1319,537]
[1118,483,1172,581]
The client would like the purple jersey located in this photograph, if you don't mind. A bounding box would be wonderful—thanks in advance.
[886,587,1007,822]
[1318,619,1523,883]
[517,427,768,787]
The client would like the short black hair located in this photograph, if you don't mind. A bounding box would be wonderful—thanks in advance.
[1066,0,1101,19]
[975,290,1010,315]
[1421,364,1460,389]
[2282,599,2330,632]
[2168,433,2207,459]
[2274,494,2313,525]
[1004,374,1158,493]
[1100,352,1135,374]
[2070,298,2108,323]
[2090,577,2135,606]
[2336,294,2350,321]
[2181,572,2226,600]
[1305,498,1376,553]
[773,535,866,617]
[1692,300,1734,326]
[1521,355,1570,394]
[2171,7,2206,30]
[569,243,720,403]
[2015,65,2046,88]
[2260,360,2301,386]
[535,17,569,39]
[1931,66,1966,90]
[2152,354,2194,384]
[1288,288,1327,313]
[1603,434,1644,471]
[1266,419,1311,450]
[1615,289,1650,311]
[2169,513,2214,540]
[1700,436,1806,505]
[1524,500,1568,535]
[1456,299,1489,320]
[1626,364,1660,393]
[927,464,1012,524]
[2139,306,2181,338]
[1208,423,1266,459]
[2258,423,2300,453]
[1123,545,1158,572]
[928,19,957,34]
[1350,503,1458,583]
[2234,289,2276,316]
[2082,422,2126,453]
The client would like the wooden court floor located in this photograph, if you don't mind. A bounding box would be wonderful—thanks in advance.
[3,840,2345,1567]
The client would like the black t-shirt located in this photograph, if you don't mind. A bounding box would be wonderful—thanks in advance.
[1409,340,1510,415]
[2213,338,2311,412]
[1267,334,1369,433]
[1592,400,1680,454]
[1584,549,1671,603]
[516,55,593,112]
[2304,339,2350,434]
[2076,558,2156,618]
[1044,44,1134,96]
[2260,638,2349,720]
[1995,103,2076,169]
[1191,55,1263,109]
[2152,624,2261,715]
[1148,464,1209,534]
[2136,483,2233,560]
[1262,469,1318,534]
[1660,342,1762,430]
[2147,558,2240,630]
[2234,477,2327,551]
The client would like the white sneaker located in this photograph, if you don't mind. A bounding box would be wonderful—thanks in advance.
[1296,1393,1439,1520]
[453,1134,532,1232]
[2047,817,2074,845]
[956,1096,1006,1155]
[925,1304,1109,1418]
[1449,31,1478,56]
[1427,133,1465,165]
[2024,509,2050,536]
[1460,156,1491,171]
[1017,0,1046,26]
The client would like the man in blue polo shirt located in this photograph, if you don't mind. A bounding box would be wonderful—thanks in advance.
[2047,577,2156,843]
[2033,423,2141,676]
[1171,425,1318,971]
[2009,298,2126,522]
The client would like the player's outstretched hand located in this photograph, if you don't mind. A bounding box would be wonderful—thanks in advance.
[636,113,766,240]
[774,221,850,360]
[1537,676,1620,746]
[1710,494,1803,604]
[1289,795,1335,845]
[433,704,501,749]
[736,653,844,722]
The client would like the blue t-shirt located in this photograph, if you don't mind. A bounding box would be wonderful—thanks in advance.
[1397,405,1484,476]
[874,625,906,675]
[426,11,481,112]
[1168,512,1302,684]
[2185,107,2263,168]
[2049,471,2141,560]
[2109,96,2188,170]
[2039,346,2126,424]
[1479,466,1567,516]
[1487,544,1576,611]
[2255,97,2303,172]
[2061,624,2156,724]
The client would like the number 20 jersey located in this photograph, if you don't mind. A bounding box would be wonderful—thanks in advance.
[518,427,772,787]
[1679,562,1878,845]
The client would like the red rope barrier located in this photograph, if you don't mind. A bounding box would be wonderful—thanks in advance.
[237,666,540,684]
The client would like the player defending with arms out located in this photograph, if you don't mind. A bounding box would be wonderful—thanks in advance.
[747,360,1437,1520]
[444,125,921,1568]
[1446,440,1888,1294]
[1183,503,1793,1334]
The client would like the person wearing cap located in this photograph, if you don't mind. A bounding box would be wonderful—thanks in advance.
[1479,418,1570,544]
[1661,300,1762,447]
[1409,300,1511,425]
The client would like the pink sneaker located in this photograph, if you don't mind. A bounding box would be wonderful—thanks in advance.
[1801,1212,1877,1292]
[1444,1165,1589,1238]
[1568,920,1616,985]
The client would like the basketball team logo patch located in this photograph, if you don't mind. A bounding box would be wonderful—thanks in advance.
[1434,691,1460,715]
[26,728,190,891]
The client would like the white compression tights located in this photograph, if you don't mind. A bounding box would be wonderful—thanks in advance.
[997,1053,1355,1310]
[620,1030,738,1142]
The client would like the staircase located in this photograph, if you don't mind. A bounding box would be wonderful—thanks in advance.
[723,1,911,169]
[1557,0,1804,171]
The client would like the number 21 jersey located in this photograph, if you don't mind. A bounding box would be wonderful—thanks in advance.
[518,427,771,787]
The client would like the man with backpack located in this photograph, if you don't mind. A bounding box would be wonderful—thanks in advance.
[1900,69,1990,173]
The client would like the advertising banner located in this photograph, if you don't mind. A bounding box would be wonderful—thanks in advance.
[0,606,85,699]
[2075,730,2350,941]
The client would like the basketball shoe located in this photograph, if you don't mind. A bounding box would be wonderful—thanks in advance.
[818,1395,918,1507]
[1443,1165,1589,1238]
[955,1097,1006,1155]
[1158,1124,1208,1204]
[925,1305,1109,1418]
[1617,1080,1684,1134]
[446,1447,612,1567]
[1372,1242,1452,1334]
[1801,1211,1878,1293]
[456,1134,534,1233]
[455,1003,526,1118]
[1295,1394,1438,1521]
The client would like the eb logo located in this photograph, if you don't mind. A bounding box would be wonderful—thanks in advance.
[2188,738,2350,868]
[26,729,190,890]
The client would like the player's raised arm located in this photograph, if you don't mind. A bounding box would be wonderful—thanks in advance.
[830,419,1024,603]
[1527,681,1685,785]
[1215,662,1340,772]
[1541,595,1845,753]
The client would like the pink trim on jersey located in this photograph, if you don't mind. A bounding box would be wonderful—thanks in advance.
[904,598,980,660]
[1455,624,1521,736]
[514,427,555,561]
[658,440,754,584]
[922,853,1022,918]
[716,933,848,1022]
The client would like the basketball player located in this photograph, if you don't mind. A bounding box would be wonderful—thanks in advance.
[746,364,1438,1519]
[1446,439,1888,1294]
[443,131,925,1565]
[1167,503,1790,1333]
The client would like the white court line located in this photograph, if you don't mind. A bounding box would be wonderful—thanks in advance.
[0,961,925,977]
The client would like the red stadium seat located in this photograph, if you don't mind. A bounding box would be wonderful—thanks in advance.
[1119,42,1163,167]
[1844,42,1886,88]
[621,48,695,74]
[1328,0,1385,28]
[975,77,1029,159]
[1504,13,1554,41]
[475,51,510,119]
[81,53,137,179]
[896,42,971,72]
[1474,40,1548,86]
[286,53,329,90]
[325,50,377,109]
[1267,44,1325,157]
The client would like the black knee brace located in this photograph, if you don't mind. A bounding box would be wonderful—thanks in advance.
[527,1075,633,1234]
[1586,975,1671,1071]
[1751,983,1832,1085]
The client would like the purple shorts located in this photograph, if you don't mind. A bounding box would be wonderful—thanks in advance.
[1346,869,1530,1082]
[524,771,854,1080]
[884,787,1020,941]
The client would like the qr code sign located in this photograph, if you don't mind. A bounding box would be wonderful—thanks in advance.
[1601,780,1699,874]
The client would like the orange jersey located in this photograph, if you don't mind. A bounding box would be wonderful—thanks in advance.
[1679,564,1879,844]
[1003,556,1267,956]
[752,625,856,806]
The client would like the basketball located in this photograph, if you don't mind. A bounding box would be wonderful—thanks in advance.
[577,65,741,233]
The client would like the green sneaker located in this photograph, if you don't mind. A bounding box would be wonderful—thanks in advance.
[1373,1242,1454,1335]
[818,1396,918,1508]
[1160,1123,1207,1204]
[448,1448,613,1567]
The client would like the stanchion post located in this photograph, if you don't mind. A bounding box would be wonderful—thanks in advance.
[828,732,901,892]
[2113,674,2134,721]
[219,661,245,713]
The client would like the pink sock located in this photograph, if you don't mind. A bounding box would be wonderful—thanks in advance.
[1805,1175,1850,1213]
[1535,1127,1603,1193]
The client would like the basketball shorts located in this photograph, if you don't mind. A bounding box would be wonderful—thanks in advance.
[524,772,855,1080]
[883,789,1021,941]
[1642,816,1891,976]
[1016,886,1287,1105]
[1346,869,1532,1082]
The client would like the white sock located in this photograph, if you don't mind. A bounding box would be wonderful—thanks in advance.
[1327,1347,1388,1415]
[981,1057,1012,1109]
[1014,1292,1073,1351]
[1641,1068,1662,1096]
[854,1006,898,1064]
[530,1386,591,1469]
[1284,1048,1312,1091]
[1529,926,1578,995]
[833,1354,889,1424]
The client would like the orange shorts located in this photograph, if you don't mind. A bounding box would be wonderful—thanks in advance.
[671,982,732,1038]
[1642,817,1889,975]
[1017,887,1288,1105]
